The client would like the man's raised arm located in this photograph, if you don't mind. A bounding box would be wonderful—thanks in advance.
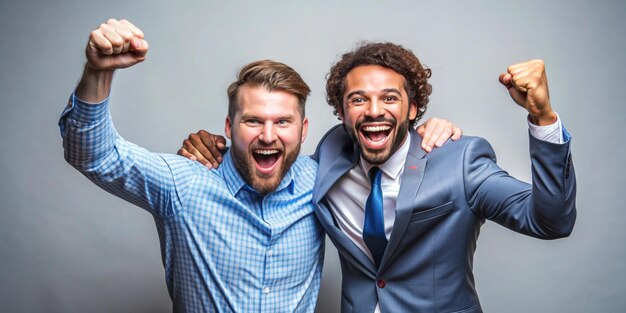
[468,59,576,238]
[60,19,194,218]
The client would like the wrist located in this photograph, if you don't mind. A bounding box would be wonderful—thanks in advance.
[76,64,115,103]
[529,110,558,126]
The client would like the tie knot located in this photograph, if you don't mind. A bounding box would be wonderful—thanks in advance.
[369,167,382,186]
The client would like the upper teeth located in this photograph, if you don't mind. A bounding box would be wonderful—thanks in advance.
[255,149,279,155]
[363,125,391,132]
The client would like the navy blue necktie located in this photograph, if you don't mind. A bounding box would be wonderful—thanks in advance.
[363,167,387,267]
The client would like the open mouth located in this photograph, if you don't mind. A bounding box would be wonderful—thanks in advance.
[253,149,282,174]
[360,124,392,148]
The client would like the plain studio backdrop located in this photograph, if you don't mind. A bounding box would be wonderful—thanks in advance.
[1,1,624,312]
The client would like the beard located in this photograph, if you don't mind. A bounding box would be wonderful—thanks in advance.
[346,114,410,165]
[230,141,301,195]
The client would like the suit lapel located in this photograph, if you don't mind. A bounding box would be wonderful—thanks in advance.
[313,126,378,277]
[314,151,355,203]
[379,130,427,273]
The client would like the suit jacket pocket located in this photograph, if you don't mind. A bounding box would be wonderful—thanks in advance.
[408,202,453,223]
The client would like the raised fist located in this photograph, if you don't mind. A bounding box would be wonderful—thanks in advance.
[499,59,556,125]
[85,18,149,70]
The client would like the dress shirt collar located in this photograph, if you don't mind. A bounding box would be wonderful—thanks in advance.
[360,131,412,180]
[220,150,296,196]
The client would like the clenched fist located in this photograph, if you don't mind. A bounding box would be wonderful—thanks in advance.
[86,18,149,70]
[499,59,557,126]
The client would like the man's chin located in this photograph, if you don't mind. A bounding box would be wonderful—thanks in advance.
[249,168,284,194]
[359,146,392,165]
[250,177,281,194]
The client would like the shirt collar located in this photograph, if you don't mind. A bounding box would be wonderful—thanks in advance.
[220,150,295,196]
[360,131,412,180]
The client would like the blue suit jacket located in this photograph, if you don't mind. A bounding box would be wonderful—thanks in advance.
[312,125,576,313]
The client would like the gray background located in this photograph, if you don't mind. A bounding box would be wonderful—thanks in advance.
[1,0,624,312]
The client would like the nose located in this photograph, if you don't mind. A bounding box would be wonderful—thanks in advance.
[365,99,384,118]
[259,121,277,144]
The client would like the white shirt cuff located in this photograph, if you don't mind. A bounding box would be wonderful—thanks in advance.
[527,112,563,144]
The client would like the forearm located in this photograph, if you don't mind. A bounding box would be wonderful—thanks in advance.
[75,65,115,103]
[529,109,558,126]
[527,133,576,238]
[465,136,576,239]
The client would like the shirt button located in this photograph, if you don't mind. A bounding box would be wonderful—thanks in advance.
[263,287,271,294]
[377,279,386,288]
[267,250,273,257]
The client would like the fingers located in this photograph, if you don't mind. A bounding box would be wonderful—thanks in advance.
[130,37,149,57]
[504,59,545,93]
[182,136,214,168]
[416,123,426,137]
[118,19,144,38]
[182,131,227,169]
[419,118,438,152]
[450,126,462,141]
[96,20,133,54]
[177,148,198,161]
[119,19,148,57]
[215,136,227,150]
[510,72,530,93]
[201,141,222,166]
[89,28,114,55]
[197,130,226,169]
[499,72,528,101]
[499,73,512,87]
[86,18,148,70]
[88,18,147,57]
[500,59,550,113]
[187,132,217,169]
[199,130,227,151]
[507,84,527,107]
[419,118,460,152]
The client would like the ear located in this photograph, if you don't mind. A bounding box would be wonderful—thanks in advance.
[409,101,418,121]
[225,116,232,139]
[337,105,344,121]
[300,117,309,143]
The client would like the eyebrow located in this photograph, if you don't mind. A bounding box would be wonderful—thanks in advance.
[240,113,296,120]
[380,88,402,96]
[345,88,402,99]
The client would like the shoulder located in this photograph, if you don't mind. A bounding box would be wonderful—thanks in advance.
[158,153,221,182]
[313,124,354,162]
[427,135,491,151]
[159,153,205,169]
[289,155,318,192]
[426,135,495,161]
[291,155,318,177]
[318,125,351,151]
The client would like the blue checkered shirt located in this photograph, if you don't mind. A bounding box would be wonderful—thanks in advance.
[59,94,324,313]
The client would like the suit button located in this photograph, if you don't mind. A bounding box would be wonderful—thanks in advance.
[377,279,386,288]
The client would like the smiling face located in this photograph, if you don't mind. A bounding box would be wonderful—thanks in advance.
[339,65,417,165]
[226,84,308,194]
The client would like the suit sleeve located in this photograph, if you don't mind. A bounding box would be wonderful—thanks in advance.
[59,93,197,218]
[463,135,576,239]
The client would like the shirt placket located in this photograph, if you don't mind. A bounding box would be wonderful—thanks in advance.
[259,193,278,312]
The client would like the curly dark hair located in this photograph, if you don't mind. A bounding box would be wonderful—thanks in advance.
[326,42,432,128]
